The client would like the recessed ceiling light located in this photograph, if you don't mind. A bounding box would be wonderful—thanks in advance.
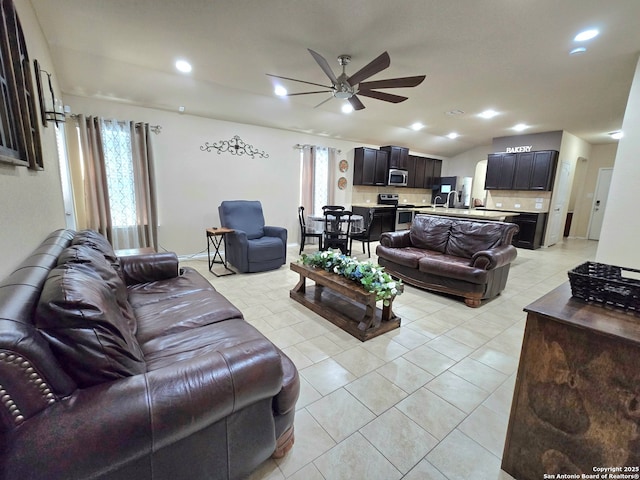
[341,103,354,114]
[574,29,599,42]
[513,123,529,132]
[478,109,499,119]
[570,47,587,55]
[175,59,192,73]
[410,122,424,131]
[609,131,624,140]
[446,109,464,116]
[274,85,287,97]
[446,132,459,139]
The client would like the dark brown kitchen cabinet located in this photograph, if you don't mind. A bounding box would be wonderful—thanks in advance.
[406,155,417,187]
[506,212,547,249]
[486,150,558,191]
[381,145,409,169]
[529,150,558,190]
[354,147,388,186]
[352,206,396,241]
[425,158,442,189]
[485,153,516,189]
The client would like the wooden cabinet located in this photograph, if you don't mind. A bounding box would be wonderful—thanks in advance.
[507,212,547,250]
[486,150,557,191]
[407,156,441,189]
[529,150,558,190]
[354,147,388,186]
[503,283,640,480]
[352,206,396,241]
[425,158,442,189]
[406,155,417,187]
[485,153,516,190]
[381,145,409,169]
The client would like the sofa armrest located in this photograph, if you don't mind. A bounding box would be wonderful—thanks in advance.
[119,252,179,285]
[379,230,413,248]
[471,245,518,270]
[6,339,283,479]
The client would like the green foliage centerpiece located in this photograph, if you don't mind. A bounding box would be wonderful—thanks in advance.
[300,249,403,305]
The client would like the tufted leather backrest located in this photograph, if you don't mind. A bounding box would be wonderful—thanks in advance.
[0,229,78,432]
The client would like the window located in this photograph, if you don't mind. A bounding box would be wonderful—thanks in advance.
[0,0,43,168]
[313,147,329,215]
[101,120,137,227]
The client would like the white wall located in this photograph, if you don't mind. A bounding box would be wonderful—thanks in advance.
[63,95,365,256]
[0,0,66,278]
[597,55,640,269]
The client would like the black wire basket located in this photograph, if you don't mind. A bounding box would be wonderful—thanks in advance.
[568,261,640,313]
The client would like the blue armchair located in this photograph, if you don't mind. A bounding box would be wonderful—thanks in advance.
[218,200,287,273]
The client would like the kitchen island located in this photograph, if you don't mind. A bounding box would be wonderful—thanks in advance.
[412,207,517,221]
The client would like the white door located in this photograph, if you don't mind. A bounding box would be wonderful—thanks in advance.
[547,161,572,246]
[587,168,613,240]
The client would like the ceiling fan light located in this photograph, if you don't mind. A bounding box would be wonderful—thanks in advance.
[342,103,354,114]
[513,123,529,132]
[334,91,352,99]
[274,85,287,96]
[609,131,624,140]
[175,59,192,73]
[410,122,424,131]
[446,132,459,139]
[574,29,599,42]
[478,109,499,119]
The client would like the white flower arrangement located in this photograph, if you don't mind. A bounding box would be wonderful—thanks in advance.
[300,249,403,305]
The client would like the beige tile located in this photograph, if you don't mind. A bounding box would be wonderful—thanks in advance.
[458,405,509,457]
[286,463,325,480]
[333,345,387,377]
[449,357,508,392]
[263,326,306,349]
[427,429,504,480]
[405,316,455,338]
[426,335,475,361]
[396,387,466,440]
[403,459,449,480]
[444,324,491,349]
[306,388,375,442]
[300,358,357,396]
[313,432,402,480]
[426,371,490,413]
[469,346,520,376]
[290,318,335,340]
[296,335,343,363]
[360,407,438,474]
[246,459,284,480]
[384,327,430,349]
[281,345,314,370]
[295,376,322,410]
[483,376,516,417]
[403,344,457,376]
[345,371,408,415]
[274,409,335,478]
[361,335,409,361]
[377,357,433,394]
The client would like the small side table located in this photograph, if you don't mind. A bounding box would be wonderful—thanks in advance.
[206,227,235,277]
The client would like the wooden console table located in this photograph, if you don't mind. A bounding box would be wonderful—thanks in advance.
[289,262,400,341]
[502,282,640,479]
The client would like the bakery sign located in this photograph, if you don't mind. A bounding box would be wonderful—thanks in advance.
[505,145,533,153]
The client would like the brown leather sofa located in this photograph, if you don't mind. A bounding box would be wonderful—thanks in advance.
[0,229,299,480]
[376,214,519,307]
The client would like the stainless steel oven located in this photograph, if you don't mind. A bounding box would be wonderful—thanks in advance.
[395,208,414,230]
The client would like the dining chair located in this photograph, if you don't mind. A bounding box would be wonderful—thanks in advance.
[322,209,352,254]
[298,206,323,254]
[349,209,375,258]
[321,205,345,212]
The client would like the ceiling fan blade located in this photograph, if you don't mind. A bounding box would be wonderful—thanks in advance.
[308,49,338,85]
[266,73,332,90]
[347,51,391,86]
[286,90,332,96]
[358,89,408,103]
[359,75,426,90]
[348,95,366,111]
[314,96,334,108]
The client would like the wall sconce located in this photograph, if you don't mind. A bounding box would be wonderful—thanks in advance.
[34,60,65,127]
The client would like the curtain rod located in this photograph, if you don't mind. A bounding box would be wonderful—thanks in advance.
[68,114,162,134]
[294,143,342,154]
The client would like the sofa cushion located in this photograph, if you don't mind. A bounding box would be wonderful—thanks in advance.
[409,215,452,253]
[248,237,284,262]
[446,221,504,259]
[58,245,137,334]
[72,229,118,263]
[219,200,266,239]
[130,267,244,345]
[35,263,146,387]
[418,254,488,285]
[376,245,427,269]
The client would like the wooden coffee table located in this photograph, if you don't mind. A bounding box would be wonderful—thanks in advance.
[289,262,401,342]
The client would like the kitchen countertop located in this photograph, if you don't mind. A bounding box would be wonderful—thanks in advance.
[476,207,548,214]
[350,203,396,209]
[412,207,519,221]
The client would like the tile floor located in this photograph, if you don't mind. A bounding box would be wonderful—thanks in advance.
[181,237,598,480]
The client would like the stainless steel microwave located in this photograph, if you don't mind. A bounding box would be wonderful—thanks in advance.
[388,169,408,187]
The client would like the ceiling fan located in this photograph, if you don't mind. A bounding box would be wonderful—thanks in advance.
[267,49,426,110]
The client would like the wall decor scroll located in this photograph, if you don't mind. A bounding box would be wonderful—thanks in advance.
[200,135,269,158]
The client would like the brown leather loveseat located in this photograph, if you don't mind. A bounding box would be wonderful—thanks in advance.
[376,214,519,307]
[0,229,299,479]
